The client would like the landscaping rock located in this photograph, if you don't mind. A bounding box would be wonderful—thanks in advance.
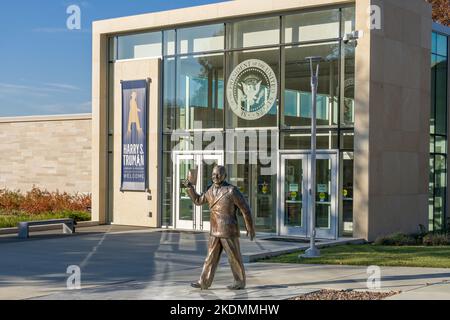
[290,289,400,300]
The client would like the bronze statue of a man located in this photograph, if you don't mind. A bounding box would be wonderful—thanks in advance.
[184,165,255,290]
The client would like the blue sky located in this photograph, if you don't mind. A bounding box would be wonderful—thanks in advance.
[0,0,228,117]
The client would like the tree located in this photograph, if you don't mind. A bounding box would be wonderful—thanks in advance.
[426,0,449,26]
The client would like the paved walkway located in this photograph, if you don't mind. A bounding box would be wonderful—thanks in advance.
[0,226,449,300]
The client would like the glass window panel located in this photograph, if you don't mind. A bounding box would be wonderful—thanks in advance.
[430,54,436,135]
[284,158,304,227]
[316,158,332,228]
[435,136,447,154]
[437,34,448,57]
[109,37,117,62]
[177,24,224,54]
[164,29,175,56]
[163,57,176,131]
[226,17,280,49]
[281,131,338,150]
[434,155,447,230]
[428,156,435,231]
[432,32,437,54]
[430,135,435,153]
[342,152,353,234]
[162,150,173,226]
[282,43,339,128]
[226,48,279,128]
[164,132,224,153]
[341,131,354,149]
[117,31,162,60]
[435,60,448,135]
[176,54,224,130]
[284,9,340,43]
[342,43,355,126]
[226,154,277,233]
[342,6,356,37]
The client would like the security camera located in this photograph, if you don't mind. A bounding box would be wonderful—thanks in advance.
[343,30,364,44]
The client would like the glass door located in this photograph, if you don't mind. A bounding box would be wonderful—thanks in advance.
[280,154,309,236]
[174,152,223,231]
[198,154,223,231]
[280,152,338,239]
[175,154,196,230]
[315,153,338,239]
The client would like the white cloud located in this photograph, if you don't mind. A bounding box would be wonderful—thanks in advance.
[32,27,91,33]
[44,83,80,91]
[0,82,80,94]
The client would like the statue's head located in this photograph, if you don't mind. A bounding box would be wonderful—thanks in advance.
[212,165,227,186]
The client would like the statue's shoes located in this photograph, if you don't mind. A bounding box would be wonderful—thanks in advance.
[191,282,208,290]
[227,283,245,290]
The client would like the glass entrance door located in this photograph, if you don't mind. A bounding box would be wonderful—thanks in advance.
[174,152,223,231]
[280,152,338,239]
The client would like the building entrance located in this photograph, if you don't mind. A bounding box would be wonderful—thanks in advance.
[279,151,338,239]
[173,152,224,231]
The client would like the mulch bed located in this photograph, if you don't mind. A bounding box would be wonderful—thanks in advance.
[290,289,400,300]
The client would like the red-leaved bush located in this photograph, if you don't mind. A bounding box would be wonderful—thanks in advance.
[0,187,91,215]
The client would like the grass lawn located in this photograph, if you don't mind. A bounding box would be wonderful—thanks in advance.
[262,244,450,268]
[0,211,91,229]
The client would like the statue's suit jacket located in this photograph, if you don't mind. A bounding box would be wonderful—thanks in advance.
[186,182,254,238]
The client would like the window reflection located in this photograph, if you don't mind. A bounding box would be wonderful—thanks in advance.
[226,49,279,128]
[227,153,277,233]
[283,43,339,128]
[342,152,353,234]
[117,32,162,60]
[342,42,355,126]
[429,31,448,231]
[342,6,356,37]
[176,54,224,130]
[226,17,280,49]
[177,24,224,54]
[163,30,175,56]
[284,9,340,43]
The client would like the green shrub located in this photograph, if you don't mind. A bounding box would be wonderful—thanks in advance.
[0,210,91,228]
[374,232,419,246]
[63,210,91,222]
[423,232,450,246]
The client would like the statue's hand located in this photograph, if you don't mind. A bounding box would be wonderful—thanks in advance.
[247,229,256,241]
[182,179,193,189]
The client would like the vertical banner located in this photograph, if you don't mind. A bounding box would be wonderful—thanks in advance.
[121,79,148,191]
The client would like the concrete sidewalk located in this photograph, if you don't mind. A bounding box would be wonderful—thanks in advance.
[0,226,449,300]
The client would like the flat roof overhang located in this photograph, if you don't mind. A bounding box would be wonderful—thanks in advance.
[92,0,354,36]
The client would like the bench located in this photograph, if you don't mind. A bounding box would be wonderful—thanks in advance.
[18,219,76,239]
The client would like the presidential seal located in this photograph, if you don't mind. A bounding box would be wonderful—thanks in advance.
[226,59,278,120]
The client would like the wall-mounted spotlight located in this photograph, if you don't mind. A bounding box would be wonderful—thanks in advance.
[343,30,364,45]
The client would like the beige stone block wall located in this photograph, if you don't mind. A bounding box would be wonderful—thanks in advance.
[354,0,432,241]
[0,114,92,194]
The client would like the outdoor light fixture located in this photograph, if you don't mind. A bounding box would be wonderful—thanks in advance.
[343,30,364,45]
[301,56,323,259]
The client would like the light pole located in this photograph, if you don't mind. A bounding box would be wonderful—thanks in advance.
[301,56,322,258]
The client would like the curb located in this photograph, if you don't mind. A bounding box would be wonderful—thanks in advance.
[0,221,100,236]
[243,238,366,263]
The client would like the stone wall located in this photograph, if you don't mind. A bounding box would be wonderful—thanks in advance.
[0,114,92,194]
[354,0,432,240]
